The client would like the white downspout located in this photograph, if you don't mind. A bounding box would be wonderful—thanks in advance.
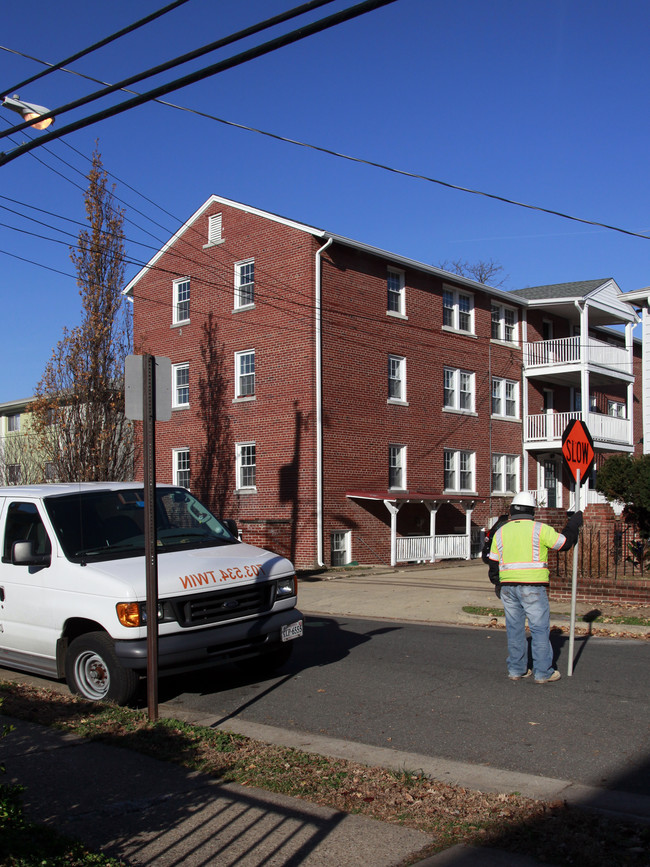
[315,237,333,567]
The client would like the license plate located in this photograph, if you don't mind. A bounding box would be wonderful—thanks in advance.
[281,619,303,642]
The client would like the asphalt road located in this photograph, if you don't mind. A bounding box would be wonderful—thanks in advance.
[158,615,650,796]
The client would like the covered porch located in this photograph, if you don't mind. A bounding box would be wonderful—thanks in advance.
[346,491,479,567]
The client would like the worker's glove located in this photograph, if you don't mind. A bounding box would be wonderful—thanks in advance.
[494,582,502,599]
[566,510,583,529]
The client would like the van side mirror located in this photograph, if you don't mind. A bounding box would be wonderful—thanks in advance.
[222,519,239,539]
[12,540,51,567]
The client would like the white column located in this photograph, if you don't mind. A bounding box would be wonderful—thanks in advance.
[464,504,473,559]
[384,500,400,567]
[425,501,439,562]
[580,303,590,421]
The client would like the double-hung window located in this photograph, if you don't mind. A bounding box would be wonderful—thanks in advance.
[173,278,190,325]
[387,268,405,316]
[608,400,625,418]
[173,448,190,488]
[443,368,474,412]
[7,413,20,433]
[235,350,255,398]
[491,303,518,342]
[234,259,255,309]
[442,287,474,334]
[444,449,475,492]
[236,442,256,490]
[491,377,519,418]
[388,355,406,402]
[331,531,351,566]
[492,454,519,494]
[172,363,189,408]
[389,444,406,489]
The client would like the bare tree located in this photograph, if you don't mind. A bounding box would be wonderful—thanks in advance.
[31,145,134,481]
[438,258,508,289]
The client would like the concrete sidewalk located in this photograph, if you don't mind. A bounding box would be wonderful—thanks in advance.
[0,559,648,866]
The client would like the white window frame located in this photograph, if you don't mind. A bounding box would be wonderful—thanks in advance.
[491,303,518,343]
[235,349,255,399]
[236,442,257,491]
[491,453,519,495]
[443,367,475,413]
[172,277,190,325]
[491,377,519,419]
[387,268,406,317]
[389,444,406,490]
[331,531,351,566]
[444,449,476,493]
[172,362,190,408]
[7,413,20,432]
[442,286,475,334]
[173,448,190,489]
[608,400,626,418]
[388,354,406,403]
[234,259,255,309]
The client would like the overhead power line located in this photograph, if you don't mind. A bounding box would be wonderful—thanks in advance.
[0,0,344,142]
[0,0,397,166]
[1,0,194,95]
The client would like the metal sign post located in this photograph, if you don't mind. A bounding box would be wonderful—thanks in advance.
[561,419,593,678]
[567,469,580,677]
[125,355,171,722]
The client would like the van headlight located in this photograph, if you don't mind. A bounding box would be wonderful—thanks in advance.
[116,602,173,627]
[276,576,297,598]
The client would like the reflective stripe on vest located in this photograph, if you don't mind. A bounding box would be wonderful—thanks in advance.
[491,519,565,584]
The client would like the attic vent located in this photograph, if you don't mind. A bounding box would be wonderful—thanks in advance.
[206,213,223,246]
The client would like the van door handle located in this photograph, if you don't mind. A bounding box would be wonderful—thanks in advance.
[0,588,4,602]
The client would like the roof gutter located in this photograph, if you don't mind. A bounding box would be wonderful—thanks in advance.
[315,236,333,567]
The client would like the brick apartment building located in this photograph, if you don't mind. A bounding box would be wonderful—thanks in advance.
[125,195,644,569]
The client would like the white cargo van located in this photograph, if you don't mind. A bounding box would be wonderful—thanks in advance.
[0,483,303,704]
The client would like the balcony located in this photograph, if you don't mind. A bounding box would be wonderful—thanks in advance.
[525,410,632,450]
[523,336,631,380]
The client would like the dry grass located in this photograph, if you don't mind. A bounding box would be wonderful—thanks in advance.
[1,681,648,865]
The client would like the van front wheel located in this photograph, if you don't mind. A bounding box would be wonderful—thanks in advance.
[65,633,139,705]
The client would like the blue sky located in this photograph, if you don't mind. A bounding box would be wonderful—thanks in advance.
[2,0,650,397]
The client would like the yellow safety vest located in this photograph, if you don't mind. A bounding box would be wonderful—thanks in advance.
[489,518,566,584]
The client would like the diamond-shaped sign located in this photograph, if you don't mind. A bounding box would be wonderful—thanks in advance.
[562,420,595,486]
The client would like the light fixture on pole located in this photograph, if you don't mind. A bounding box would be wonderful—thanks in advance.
[2,94,54,130]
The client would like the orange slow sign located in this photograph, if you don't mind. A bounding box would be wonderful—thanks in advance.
[561,420,595,485]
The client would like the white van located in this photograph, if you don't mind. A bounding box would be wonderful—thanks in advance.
[0,483,303,704]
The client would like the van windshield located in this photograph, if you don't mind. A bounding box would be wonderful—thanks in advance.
[44,487,238,563]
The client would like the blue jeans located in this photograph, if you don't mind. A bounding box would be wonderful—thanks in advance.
[500,584,554,680]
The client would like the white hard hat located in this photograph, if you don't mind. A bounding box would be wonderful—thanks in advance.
[510,492,536,511]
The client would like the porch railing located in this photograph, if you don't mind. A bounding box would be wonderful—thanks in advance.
[396,534,470,563]
[523,336,629,372]
[525,410,630,446]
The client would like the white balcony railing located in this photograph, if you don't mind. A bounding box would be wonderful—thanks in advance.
[526,411,631,446]
[524,336,629,373]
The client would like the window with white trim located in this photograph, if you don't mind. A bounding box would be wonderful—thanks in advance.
[444,449,475,492]
[172,363,189,408]
[608,400,626,418]
[234,259,255,309]
[207,213,223,245]
[443,367,474,412]
[7,413,20,432]
[388,354,406,402]
[387,268,405,316]
[331,531,351,566]
[173,278,190,324]
[235,350,255,398]
[491,303,518,343]
[6,464,21,485]
[442,287,474,334]
[389,444,406,489]
[491,377,519,418]
[236,442,256,490]
[492,453,519,494]
[173,448,190,489]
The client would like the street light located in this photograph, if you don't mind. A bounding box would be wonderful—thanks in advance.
[2,94,54,130]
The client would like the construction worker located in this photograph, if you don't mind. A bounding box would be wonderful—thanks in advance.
[488,492,583,684]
